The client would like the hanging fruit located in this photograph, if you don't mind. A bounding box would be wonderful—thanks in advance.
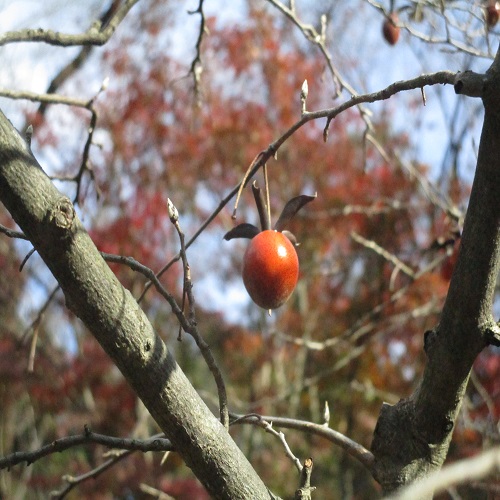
[486,2,500,28]
[224,181,315,310]
[382,13,400,45]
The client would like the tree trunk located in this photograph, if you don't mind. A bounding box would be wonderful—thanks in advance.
[0,112,273,500]
[371,49,500,496]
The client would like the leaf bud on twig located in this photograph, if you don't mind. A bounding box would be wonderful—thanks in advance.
[167,198,179,223]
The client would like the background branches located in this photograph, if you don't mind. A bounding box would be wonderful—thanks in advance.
[0,0,140,47]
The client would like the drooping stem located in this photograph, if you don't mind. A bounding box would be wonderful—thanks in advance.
[252,181,270,231]
[232,152,263,219]
[263,163,272,230]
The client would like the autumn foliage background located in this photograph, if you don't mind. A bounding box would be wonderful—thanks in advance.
[0,1,498,498]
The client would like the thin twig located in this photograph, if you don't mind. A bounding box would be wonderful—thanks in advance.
[0,223,28,240]
[166,199,229,429]
[351,231,416,279]
[266,0,376,147]
[140,483,175,499]
[187,0,207,105]
[51,78,108,203]
[101,252,188,327]
[24,285,60,371]
[50,450,133,499]
[34,1,120,118]
[19,247,36,271]
[232,414,302,471]
[232,152,264,219]
[231,413,374,471]
[365,0,494,59]
[167,199,190,341]
[27,317,40,373]
[0,429,171,470]
[263,164,271,229]
[274,251,448,352]
[366,133,461,222]
[2,80,108,205]
[302,199,417,218]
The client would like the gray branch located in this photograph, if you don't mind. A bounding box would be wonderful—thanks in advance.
[0,110,274,499]
[371,47,500,496]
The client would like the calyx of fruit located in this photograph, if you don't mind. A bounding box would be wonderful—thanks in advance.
[224,182,315,310]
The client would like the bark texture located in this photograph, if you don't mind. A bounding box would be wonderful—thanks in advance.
[371,50,500,495]
[0,113,272,499]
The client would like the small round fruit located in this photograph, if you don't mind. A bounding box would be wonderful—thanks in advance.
[242,230,299,310]
[486,4,499,28]
[382,14,400,45]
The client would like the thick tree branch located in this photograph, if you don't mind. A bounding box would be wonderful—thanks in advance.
[371,48,500,495]
[0,110,273,499]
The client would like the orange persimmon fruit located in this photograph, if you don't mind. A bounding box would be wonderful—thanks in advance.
[486,3,499,28]
[242,230,299,310]
[224,182,315,310]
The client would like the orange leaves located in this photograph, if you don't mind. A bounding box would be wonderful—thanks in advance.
[89,189,170,264]
[224,327,265,358]
[221,327,267,384]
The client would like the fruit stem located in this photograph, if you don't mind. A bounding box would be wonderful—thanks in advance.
[263,163,271,230]
[252,181,270,231]
[232,152,263,219]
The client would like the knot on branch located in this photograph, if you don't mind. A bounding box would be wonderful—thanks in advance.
[423,328,438,357]
[483,321,500,347]
[453,71,485,98]
[48,197,75,234]
[295,457,316,500]
[371,399,433,487]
